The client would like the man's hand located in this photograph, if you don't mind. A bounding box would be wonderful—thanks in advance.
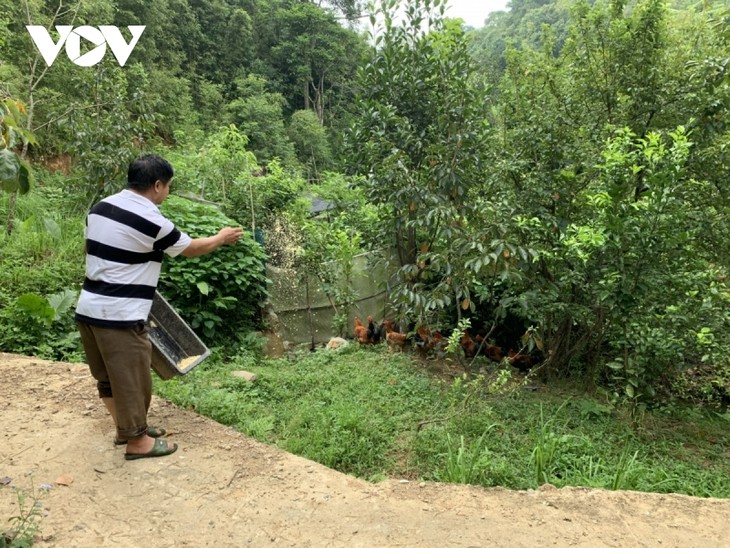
[181,227,244,257]
[218,227,243,245]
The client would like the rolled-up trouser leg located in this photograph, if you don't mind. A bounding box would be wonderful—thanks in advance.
[77,321,152,441]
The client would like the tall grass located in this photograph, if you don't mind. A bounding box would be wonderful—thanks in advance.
[154,345,730,498]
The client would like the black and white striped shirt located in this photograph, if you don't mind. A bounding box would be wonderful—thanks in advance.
[75,189,191,327]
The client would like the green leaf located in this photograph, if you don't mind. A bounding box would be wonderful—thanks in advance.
[0,148,20,185]
[17,293,55,324]
[42,216,61,239]
[17,159,32,194]
[48,289,78,320]
[197,281,210,296]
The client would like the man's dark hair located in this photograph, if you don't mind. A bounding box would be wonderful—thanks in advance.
[127,154,174,190]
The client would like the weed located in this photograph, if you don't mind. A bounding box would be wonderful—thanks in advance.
[611,445,640,490]
[1,475,51,547]
[435,428,495,484]
[531,400,572,486]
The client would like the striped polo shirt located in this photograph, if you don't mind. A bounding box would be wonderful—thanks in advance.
[75,189,192,327]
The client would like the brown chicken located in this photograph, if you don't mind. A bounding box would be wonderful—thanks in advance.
[507,349,534,372]
[353,316,369,344]
[474,334,504,362]
[460,331,478,358]
[417,325,446,354]
[384,321,407,352]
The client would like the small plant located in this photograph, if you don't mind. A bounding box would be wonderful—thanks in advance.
[531,400,572,485]
[445,318,470,355]
[1,475,51,547]
[611,445,641,490]
[436,428,495,484]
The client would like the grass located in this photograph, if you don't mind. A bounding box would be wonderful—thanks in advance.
[157,344,730,497]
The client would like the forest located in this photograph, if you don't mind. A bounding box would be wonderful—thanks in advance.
[1,0,729,495]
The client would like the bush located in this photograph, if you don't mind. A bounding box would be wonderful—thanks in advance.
[158,195,268,346]
[0,188,85,359]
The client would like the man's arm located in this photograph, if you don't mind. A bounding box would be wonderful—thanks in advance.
[180,227,243,258]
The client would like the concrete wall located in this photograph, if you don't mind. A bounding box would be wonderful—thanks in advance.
[266,252,391,344]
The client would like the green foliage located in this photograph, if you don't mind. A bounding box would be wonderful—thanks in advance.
[0,99,35,195]
[305,172,379,250]
[434,430,495,484]
[0,289,82,361]
[225,75,296,165]
[531,400,571,484]
[287,109,333,179]
[299,221,362,336]
[347,0,504,324]
[158,196,268,345]
[166,127,305,238]
[0,184,84,360]
[155,346,442,478]
[166,125,258,205]
[226,159,305,235]
[0,0,366,170]
[63,63,156,207]
[477,0,730,402]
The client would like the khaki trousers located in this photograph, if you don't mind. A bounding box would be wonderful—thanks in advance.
[77,321,152,441]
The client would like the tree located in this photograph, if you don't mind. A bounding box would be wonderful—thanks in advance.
[268,1,366,122]
[225,74,296,165]
[288,109,333,179]
[346,0,519,324]
[489,0,730,396]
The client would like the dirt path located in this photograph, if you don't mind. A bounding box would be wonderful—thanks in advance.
[1,353,729,547]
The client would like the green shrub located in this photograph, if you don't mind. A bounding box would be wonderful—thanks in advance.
[158,195,268,346]
[0,189,85,360]
[0,289,82,361]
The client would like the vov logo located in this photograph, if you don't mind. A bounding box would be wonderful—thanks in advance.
[26,26,146,67]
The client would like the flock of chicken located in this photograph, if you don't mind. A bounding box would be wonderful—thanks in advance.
[352,316,536,372]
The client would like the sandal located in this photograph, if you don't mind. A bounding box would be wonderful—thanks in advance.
[124,438,178,460]
[114,426,166,446]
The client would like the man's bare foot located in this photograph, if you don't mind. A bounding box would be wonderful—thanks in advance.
[126,433,158,454]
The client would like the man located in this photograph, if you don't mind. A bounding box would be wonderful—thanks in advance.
[75,154,242,460]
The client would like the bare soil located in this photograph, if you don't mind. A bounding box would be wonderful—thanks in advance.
[2,352,729,547]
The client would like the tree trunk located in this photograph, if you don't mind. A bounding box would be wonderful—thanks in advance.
[5,192,17,235]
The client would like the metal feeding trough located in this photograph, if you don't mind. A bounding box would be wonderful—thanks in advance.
[147,291,210,380]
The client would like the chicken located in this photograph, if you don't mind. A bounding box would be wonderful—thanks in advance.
[367,316,384,344]
[460,330,478,358]
[416,325,446,354]
[485,343,503,362]
[353,316,369,344]
[474,334,504,362]
[384,321,407,352]
[507,349,534,372]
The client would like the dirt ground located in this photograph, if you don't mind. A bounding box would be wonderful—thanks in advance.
[1,353,729,547]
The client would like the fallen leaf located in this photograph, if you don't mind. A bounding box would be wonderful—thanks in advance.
[55,474,74,486]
